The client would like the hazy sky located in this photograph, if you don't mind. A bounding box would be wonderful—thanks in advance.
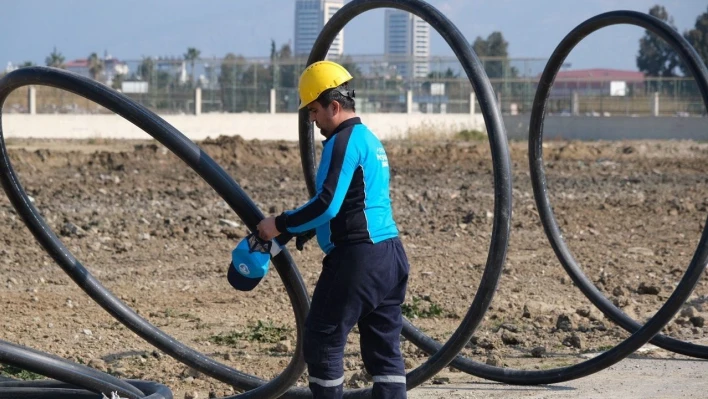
[1,0,705,72]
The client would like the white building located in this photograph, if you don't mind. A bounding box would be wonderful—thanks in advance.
[65,55,129,86]
[384,9,430,80]
[294,0,344,58]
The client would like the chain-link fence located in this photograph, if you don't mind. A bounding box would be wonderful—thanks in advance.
[2,55,705,116]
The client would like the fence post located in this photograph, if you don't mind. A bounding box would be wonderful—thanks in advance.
[194,87,202,116]
[270,89,276,114]
[406,90,413,114]
[571,90,579,116]
[469,92,476,114]
[28,86,36,115]
[652,92,660,116]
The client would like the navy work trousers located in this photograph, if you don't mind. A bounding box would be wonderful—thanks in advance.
[303,237,409,399]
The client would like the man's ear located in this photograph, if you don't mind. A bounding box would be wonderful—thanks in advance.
[330,100,341,116]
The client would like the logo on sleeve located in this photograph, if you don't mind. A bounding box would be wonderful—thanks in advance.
[376,147,389,168]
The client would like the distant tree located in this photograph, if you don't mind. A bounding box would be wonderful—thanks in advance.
[45,47,65,68]
[422,67,467,103]
[242,63,271,87]
[278,44,297,88]
[184,47,201,86]
[153,57,177,91]
[267,41,299,89]
[219,53,247,111]
[471,31,520,103]
[338,55,363,80]
[265,42,302,110]
[471,37,488,56]
[427,68,457,79]
[269,40,280,89]
[137,57,163,108]
[219,53,243,88]
[472,31,514,79]
[424,68,457,89]
[680,6,708,76]
[242,61,272,111]
[138,56,155,81]
[637,5,680,77]
[20,61,35,67]
[88,53,104,81]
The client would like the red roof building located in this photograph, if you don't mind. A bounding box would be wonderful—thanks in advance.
[544,68,645,97]
[554,68,644,81]
[65,56,129,86]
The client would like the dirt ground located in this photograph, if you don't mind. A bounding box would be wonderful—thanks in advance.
[406,355,708,398]
[1,136,707,398]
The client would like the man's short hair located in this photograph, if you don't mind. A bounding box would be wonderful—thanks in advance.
[316,83,356,112]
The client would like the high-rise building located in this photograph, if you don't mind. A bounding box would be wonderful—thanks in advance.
[384,9,430,80]
[294,0,344,59]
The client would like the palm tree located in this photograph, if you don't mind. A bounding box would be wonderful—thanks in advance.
[138,56,155,81]
[45,47,65,68]
[183,47,201,85]
[88,53,104,82]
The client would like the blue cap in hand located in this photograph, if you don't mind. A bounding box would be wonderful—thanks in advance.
[227,233,280,291]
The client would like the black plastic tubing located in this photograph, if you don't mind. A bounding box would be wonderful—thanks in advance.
[0,340,146,399]
[0,66,309,399]
[529,10,708,358]
[0,379,172,399]
[399,10,708,385]
[298,0,512,395]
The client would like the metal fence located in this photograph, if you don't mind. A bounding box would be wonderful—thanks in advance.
[2,55,705,116]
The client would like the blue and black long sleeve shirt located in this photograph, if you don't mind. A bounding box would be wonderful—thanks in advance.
[275,117,398,254]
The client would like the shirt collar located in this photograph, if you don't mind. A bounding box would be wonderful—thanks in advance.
[324,117,361,143]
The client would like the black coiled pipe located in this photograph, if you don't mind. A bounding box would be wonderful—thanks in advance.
[0,379,172,399]
[392,10,708,385]
[0,66,310,399]
[0,340,146,399]
[528,11,708,358]
[299,0,512,395]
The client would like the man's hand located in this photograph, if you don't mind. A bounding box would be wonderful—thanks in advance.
[256,216,280,241]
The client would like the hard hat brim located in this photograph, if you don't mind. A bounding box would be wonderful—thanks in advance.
[298,61,354,110]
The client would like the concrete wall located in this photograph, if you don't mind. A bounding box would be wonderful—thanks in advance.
[1,113,486,141]
[503,115,708,141]
[2,113,705,142]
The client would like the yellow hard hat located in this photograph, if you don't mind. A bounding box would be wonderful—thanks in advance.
[298,61,353,109]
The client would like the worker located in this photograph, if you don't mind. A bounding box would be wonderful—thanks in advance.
[257,60,409,399]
